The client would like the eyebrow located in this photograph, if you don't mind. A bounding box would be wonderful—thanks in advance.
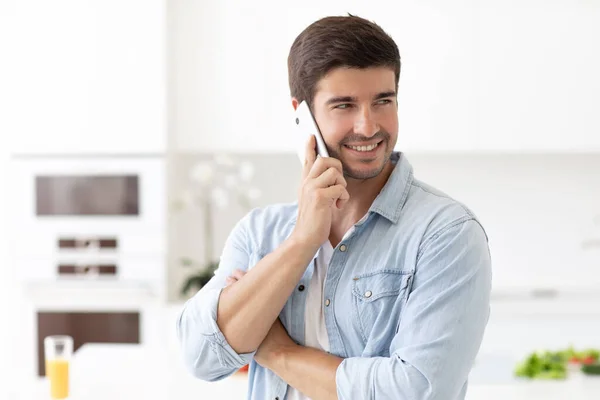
[325,91,397,106]
[374,91,397,100]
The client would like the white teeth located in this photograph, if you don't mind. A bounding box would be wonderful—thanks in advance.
[348,142,379,152]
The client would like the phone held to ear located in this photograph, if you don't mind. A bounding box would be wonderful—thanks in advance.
[294,101,329,164]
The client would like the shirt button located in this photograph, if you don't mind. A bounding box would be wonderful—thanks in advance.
[339,244,347,252]
[298,285,305,292]
[364,290,372,298]
[325,299,331,307]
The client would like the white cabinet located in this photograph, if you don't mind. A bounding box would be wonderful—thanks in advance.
[7,0,166,155]
[387,0,479,152]
[172,0,600,153]
[170,0,297,154]
[475,0,600,152]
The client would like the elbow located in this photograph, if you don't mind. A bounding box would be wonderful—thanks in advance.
[184,353,237,382]
[408,371,466,400]
[337,357,463,400]
[175,304,241,382]
[403,366,464,400]
[426,385,465,400]
[176,306,247,382]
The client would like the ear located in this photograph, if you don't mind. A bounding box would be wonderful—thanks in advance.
[291,97,299,111]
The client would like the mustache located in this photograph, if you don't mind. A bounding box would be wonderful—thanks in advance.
[340,131,390,145]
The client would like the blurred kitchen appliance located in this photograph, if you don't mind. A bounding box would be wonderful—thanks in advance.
[9,156,167,377]
[9,156,165,293]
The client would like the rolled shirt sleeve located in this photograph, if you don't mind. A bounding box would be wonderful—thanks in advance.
[176,212,257,382]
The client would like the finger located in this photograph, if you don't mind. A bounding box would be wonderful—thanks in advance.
[312,167,346,189]
[302,135,317,179]
[225,277,236,286]
[335,187,351,209]
[231,269,246,280]
[307,156,343,180]
[319,184,349,206]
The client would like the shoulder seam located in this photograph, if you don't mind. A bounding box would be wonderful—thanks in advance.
[411,180,475,218]
[416,216,483,263]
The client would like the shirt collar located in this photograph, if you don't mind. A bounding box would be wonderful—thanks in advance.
[368,151,413,224]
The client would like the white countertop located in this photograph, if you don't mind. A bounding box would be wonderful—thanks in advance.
[25,344,600,400]
[26,343,248,400]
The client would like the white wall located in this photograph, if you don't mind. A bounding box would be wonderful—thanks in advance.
[0,129,13,398]
[6,0,166,156]
[0,3,16,397]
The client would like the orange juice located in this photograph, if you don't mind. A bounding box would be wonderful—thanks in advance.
[46,359,69,399]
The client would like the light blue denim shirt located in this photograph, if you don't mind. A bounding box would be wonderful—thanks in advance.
[176,152,492,400]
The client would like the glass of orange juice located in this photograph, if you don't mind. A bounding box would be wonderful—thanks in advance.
[44,335,73,399]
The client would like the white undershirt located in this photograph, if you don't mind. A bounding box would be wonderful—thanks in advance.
[285,240,334,400]
[285,214,367,400]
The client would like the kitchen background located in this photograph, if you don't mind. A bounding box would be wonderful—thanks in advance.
[1,0,600,399]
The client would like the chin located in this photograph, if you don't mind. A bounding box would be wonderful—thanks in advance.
[342,161,387,180]
[334,139,394,180]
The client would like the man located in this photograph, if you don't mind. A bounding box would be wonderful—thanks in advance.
[177,15,491,400]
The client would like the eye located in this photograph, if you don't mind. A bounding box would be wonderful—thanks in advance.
[376,99,393,105]
[334,103,353,110]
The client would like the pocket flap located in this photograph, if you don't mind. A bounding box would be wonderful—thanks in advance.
[352,270,412,302]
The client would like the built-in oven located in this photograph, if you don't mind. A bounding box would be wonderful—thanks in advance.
[9,156,167,377]
[9,156,165,286]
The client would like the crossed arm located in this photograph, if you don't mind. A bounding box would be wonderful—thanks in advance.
[253,319,342,400]
[234,219,492,400]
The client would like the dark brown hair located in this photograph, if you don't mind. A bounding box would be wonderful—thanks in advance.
[287,14,401,107]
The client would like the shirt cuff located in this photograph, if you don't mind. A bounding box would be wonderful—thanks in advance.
[193,286,256,368]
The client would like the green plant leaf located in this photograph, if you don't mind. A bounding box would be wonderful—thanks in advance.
[181,257,195,267]
[180,275,204,296]
[179,260,220,297]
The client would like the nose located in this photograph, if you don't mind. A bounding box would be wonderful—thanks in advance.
[354,107,379,138]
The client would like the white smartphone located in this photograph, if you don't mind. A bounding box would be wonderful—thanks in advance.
[294,101,329,164]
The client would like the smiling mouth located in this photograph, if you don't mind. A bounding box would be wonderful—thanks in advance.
[344,141,382,152]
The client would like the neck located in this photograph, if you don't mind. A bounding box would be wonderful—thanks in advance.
[329,160,395,246]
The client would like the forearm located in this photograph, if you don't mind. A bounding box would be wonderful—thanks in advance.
[217,236,317,354]
[267,344,342,400]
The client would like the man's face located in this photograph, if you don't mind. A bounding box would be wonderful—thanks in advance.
[309,67,398,180]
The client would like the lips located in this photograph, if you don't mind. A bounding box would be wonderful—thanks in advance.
[343,140,384,157]
[345,142,380,152]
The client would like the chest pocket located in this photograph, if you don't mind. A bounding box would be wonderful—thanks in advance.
[351,269,413,345]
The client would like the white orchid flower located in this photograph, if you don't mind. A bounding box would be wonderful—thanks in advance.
[238,162,255,182]
[247,187,262,201]
[224,174,238,189]
[211,186,229,209]
[189,161,216,186]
